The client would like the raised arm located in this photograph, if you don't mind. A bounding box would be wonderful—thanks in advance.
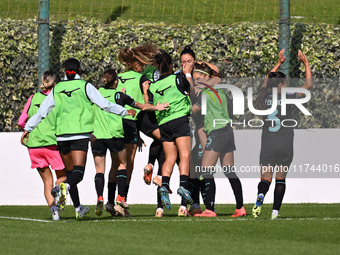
[135,101,170,111]
[142,80,151,106]
[297,50,312,97]
[182,61,195,93]
[115,90,169,113]
[262,49,286,88]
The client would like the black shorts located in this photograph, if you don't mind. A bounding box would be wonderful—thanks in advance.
[205,126,236,153]
[159,116,190,142]
[137,111,158,136]
[91,138,125,155]
[260,142,293,167]
[123,119,138,144]
[57,138,89,155]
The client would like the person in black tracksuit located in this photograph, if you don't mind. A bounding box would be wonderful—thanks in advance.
[252,49,312,219]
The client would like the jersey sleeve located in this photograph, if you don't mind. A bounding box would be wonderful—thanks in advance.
[18,94,34,130]
[86,83,127,117]
[175,73,190,95]
[115,92,135,107]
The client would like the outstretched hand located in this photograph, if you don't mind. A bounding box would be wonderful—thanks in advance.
[298,50,308,64]
[155,101,170,111]
[127,109,137,117]
[278,49,286,64]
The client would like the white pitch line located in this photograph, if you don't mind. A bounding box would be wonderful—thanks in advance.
[1,216,340,223]
[0,216,52,223]
[83,217,340,223]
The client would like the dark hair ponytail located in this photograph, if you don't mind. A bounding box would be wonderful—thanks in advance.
[64,58,80,80]
[102,69,118,89]
[154,50,173,74]
[255,72,286,110]
[180,45,196,60]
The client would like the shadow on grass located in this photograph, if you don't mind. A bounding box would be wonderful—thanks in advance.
[105,6,129,24]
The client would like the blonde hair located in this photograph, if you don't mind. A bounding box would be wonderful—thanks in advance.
[118,43,158,70]
[40,71,58,91]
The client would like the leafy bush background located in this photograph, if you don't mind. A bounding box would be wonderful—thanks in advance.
[0,18,339,131]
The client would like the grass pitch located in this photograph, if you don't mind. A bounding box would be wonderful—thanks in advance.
[1,0,339,24]
[1,204,340,255]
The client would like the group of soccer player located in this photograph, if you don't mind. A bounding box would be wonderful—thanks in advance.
[19,43,312,220]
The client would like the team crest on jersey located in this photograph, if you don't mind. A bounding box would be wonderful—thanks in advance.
[155,86,171,96]
[119,77,135,83]
[59,88,80,97]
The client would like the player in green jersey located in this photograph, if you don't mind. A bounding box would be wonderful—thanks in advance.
[115,44,162,216]
[143,50,193,216]
[19,71,66,220]
[22,58,133,220]
[92,69,168,217]
[191,62,245,217]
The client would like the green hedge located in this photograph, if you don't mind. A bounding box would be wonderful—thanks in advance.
[0,18,339,131]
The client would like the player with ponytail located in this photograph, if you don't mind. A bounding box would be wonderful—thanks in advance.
[21,58,133,220]
[143,50,193,216]
[19,71,66,221]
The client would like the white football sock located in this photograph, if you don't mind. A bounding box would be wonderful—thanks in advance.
[272,209,279,217]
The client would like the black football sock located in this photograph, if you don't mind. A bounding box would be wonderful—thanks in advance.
[157,148,165,175]
[124,185,130,201]
[161,176,170,191]
[117,169,127,197]
[107,182,117,204]
[94,173,104,198]
[179,175,189,190]
[202,174,216,211]
[192,178,200,204]
[200,179,207,206]
[188,178,194,194]
[273,179,286,211]
[65,165,85,188]
[257,179,271,197]
[226,171,244,209]
[66,170,80,208]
